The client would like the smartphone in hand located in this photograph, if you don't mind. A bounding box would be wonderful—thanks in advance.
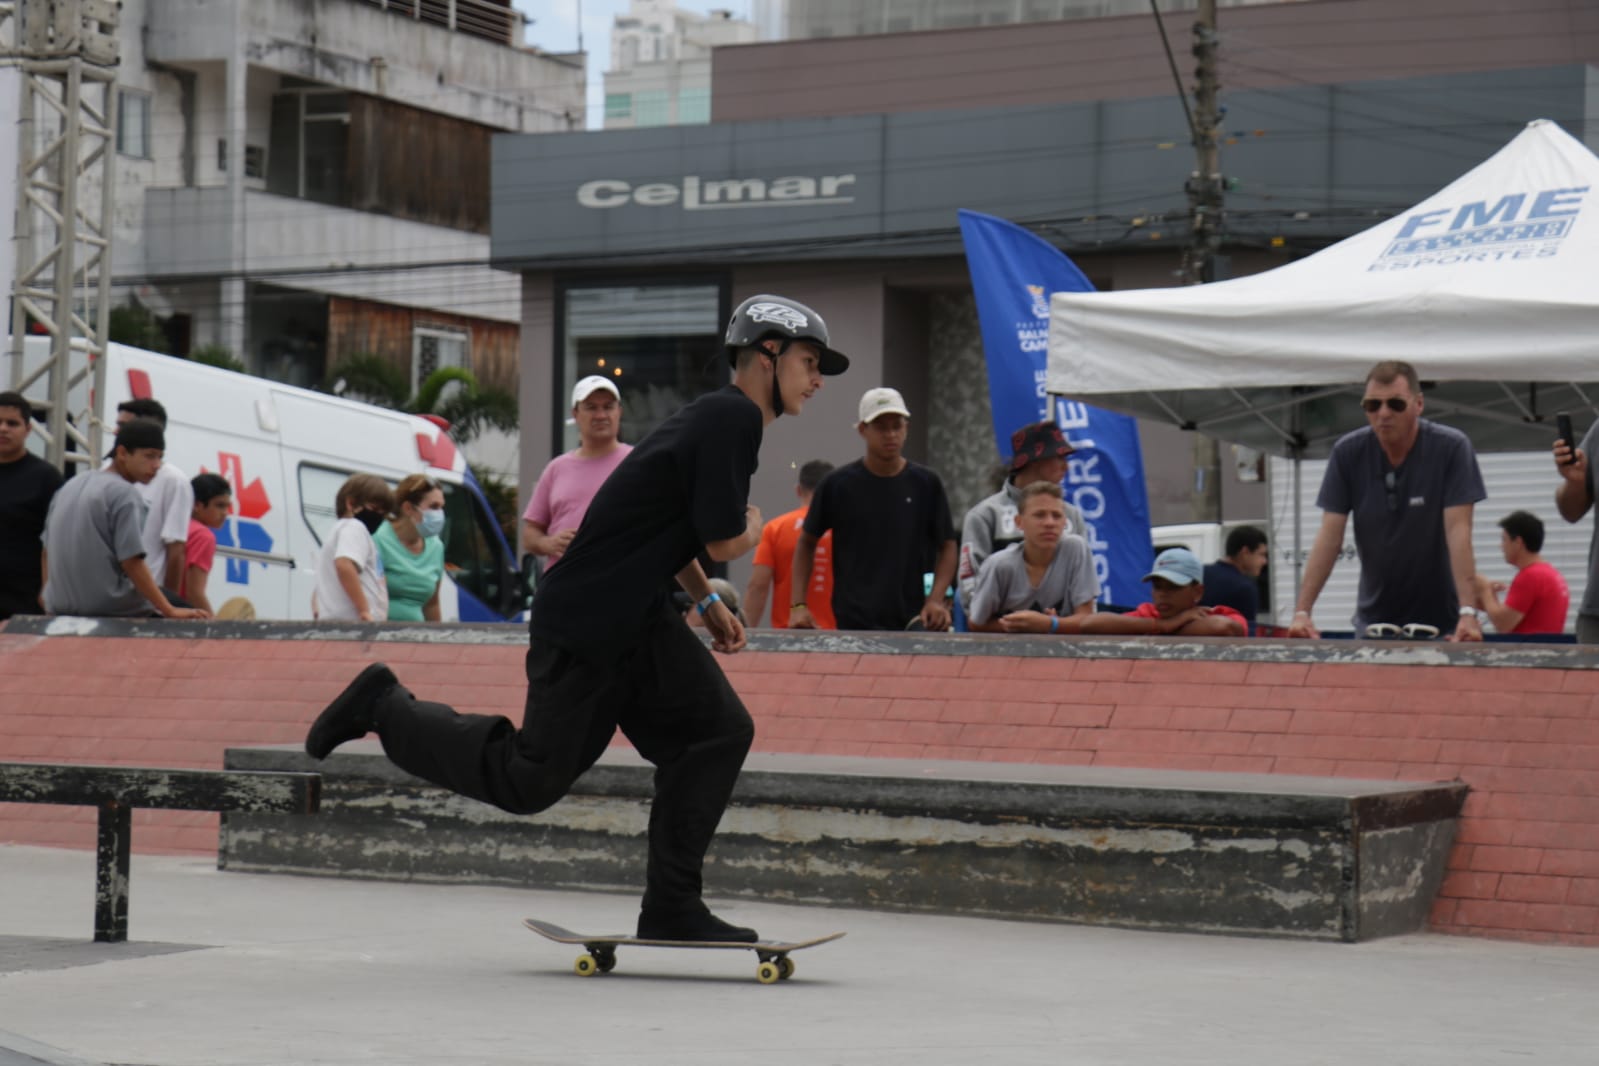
[1558,413,1576,464]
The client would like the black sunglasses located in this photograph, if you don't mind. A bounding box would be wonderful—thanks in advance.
[1362,397,1410,413]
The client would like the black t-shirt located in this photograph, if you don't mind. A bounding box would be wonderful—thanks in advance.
[804,459,956,630]
[0,452,63,619]
[1202,560,1259,624]
[530,386,761,661]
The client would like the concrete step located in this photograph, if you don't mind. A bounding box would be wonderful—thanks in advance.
[221,743,1465,941]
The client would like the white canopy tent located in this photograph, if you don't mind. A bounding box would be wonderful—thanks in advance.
[1045,119,1599,462]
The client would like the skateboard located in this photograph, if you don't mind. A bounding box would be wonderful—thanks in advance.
[523,918,845,984]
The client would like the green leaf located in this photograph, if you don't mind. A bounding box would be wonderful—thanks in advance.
[413,366,479,415]
[325,354,411,410]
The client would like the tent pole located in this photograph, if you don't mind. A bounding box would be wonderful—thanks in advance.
[1292,452,1303,615]
[1291,393,1304,622]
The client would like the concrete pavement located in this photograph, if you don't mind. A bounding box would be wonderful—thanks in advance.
[1,843,1596,1066]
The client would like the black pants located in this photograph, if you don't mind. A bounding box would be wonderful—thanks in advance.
[374,602,754,912]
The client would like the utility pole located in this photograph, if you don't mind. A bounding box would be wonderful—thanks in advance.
[1183,0,1223,521]
[1,0,120,469]
[1182,0,1223,286]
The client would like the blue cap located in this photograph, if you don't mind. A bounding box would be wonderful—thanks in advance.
[1142,547,1203,587]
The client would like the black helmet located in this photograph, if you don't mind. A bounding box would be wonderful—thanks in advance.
[724,295,849,376]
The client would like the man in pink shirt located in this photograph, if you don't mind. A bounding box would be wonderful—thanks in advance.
[1474,510,1570,636]
[521,376,632,572]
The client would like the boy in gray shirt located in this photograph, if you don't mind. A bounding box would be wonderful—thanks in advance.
[958,419,1087,617]
[41,419,209,619]
[968,481,1099,633]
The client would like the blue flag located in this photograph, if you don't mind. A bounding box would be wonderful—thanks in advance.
[958,209,1153,606]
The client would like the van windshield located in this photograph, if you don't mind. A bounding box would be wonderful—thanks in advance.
[440,482,506,612]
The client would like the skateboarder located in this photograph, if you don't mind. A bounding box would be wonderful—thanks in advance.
[305,294,849,943]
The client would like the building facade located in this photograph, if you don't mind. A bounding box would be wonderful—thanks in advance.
[603,1,757,129]
[495,0,1596,592]
[755,0,1304,40]
[110,0,584,410]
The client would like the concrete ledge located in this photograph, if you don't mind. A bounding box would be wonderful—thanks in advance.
[5,613,1593,670]
[222,744,1466,941]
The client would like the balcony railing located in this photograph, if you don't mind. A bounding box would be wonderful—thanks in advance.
[350,0,521,46]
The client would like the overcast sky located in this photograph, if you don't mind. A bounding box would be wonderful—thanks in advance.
[514,0,757,129]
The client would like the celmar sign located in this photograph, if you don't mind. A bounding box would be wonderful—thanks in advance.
[492,71,1583,267]
[577,174,858,210]
[491,115,887,264]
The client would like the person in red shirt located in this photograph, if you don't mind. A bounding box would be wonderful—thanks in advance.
[182,473,233,616]
[1080,547,1247,637]
[744,459,836,628]
[1474,511,1570,636]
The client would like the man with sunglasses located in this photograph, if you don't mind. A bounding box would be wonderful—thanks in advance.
[1287,361,1486,641]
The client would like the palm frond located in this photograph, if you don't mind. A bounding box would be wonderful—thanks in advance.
[326,354,411,409]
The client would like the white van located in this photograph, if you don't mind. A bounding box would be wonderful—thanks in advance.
[12,341,526,622]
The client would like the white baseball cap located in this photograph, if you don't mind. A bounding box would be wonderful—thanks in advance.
[572,375,620,407]
[858,387,911,425]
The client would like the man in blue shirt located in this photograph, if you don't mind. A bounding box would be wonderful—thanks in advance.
[1203,525,1267,627]
[1288,361,1486,640]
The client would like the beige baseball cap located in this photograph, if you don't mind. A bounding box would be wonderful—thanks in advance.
[858,387,911,425]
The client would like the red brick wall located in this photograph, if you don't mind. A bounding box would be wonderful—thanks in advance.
[3,631,1596,945]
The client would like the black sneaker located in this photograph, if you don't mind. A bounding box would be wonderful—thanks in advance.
[305,663,398,760]
[637,906,759,944]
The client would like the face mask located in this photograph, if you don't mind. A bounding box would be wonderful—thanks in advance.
[417,509,445,539]
[355,509,385,534]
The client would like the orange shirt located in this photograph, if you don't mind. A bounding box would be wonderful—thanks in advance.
[754,505,836,629]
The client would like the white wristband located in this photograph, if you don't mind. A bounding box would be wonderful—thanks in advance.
[1459,606,1478,617]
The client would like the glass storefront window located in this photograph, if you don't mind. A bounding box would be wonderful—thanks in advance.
[558,284,725,454]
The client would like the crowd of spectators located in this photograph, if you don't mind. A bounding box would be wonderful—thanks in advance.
[719,359,1578,643]
[1,356,1590,643]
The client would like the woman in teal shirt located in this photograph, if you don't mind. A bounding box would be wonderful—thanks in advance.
[374,474,447,621]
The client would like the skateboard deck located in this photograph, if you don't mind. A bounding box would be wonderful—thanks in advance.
[523,918,845,984]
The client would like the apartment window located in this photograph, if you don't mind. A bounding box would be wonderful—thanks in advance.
[267,90,350,207]
[634,90,670,128]
[677,87,710,125]
[605,93,633,121]
[117,89,151,159]
[270,90,489,232]
[412,326,469,397]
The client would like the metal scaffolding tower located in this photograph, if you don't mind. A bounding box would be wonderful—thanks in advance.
[1,0,120,468]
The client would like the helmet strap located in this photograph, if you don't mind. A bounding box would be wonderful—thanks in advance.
[765,340,791,420]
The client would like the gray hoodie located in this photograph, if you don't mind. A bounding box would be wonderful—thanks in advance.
[957,478,1087,613]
